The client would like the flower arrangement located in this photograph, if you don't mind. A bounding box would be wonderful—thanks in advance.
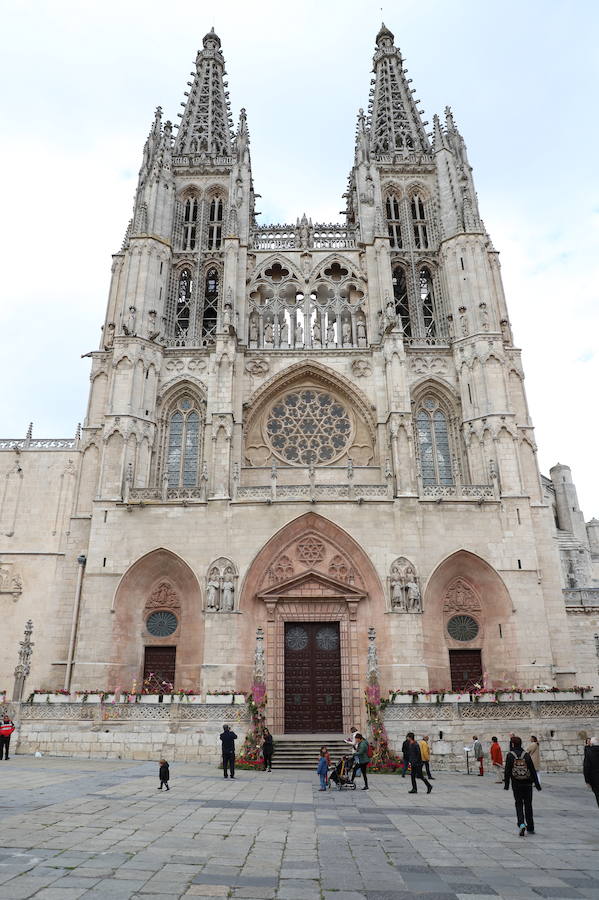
[238,683,267,765]
[365,674,401,772]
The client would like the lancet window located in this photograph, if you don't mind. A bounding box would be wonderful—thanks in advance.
[182,197,198,251]
[411,194,429,249]
[420,267,436,337]
[247,259,367,350]
[175,269,193,337]
[386,195,402,249]
[164,394,203,488]
[208,197,223,249]
[392,266,411,336]
[415,396,453,486]
[201,268,219,341]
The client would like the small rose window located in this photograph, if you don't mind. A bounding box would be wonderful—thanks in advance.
[447,614,479,642]
[146,611,178,637]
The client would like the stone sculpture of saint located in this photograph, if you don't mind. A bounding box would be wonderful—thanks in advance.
[222,578,235,611]
[342,321,351,345]
[104,322,115,349]
[280,320,289,344]
[406,579,422,613]
[313,321,321,343]
[295,322,303,345]
[249,319,258,343]
[264,322,274,344]
[327,323,335,343]
[391,577,406,611]
[357,319,366,340]
[206,571,220,611]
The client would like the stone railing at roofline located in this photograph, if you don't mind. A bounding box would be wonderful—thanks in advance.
[0,438,78,451]
[419,483,498,502]
[563,588,599,607]
[235,482,392,503]
[250,223,357,251]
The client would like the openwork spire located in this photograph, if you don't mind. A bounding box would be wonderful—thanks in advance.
[174,28,233,157]
[368,23,430,157]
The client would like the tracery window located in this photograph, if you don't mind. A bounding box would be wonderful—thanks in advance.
[420,267,436,338]
[386,195,402,249]
[416,396,453,486]
[265,390,353,465]
[182,197,198,251]
[201,268,219,342]
[392,266,411,336]
[411,194,429,249]
[208,198,223,249]
[175,269,193,336]
[166,395,202,487]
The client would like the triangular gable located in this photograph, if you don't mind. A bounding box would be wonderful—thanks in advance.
[257,568,366,601]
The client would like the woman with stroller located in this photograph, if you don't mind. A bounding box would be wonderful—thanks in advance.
[351,733,370,791]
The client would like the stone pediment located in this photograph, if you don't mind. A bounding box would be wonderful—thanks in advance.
[257,569,366,601]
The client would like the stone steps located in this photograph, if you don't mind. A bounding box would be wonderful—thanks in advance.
[270,736,353,770]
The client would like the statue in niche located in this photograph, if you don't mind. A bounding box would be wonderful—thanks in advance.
[327,322,335,344]
[104,322,115,350]
[357,319,366,341]
[206,569,221,611]
[313,320,321,344]
[221,575,235,611]
[235,177,243,207]
[389,557,422,613]
[384,296,396,330]
[264,322,274,344]
[223,302,232,328]
[406,575,422,613]
[295,321,303,345]
[479,302,489,331]
[123,306,136,336]
[249,319,258,344]
[342,321,351,345]
[280,320,289,345]
[500,319,511,344]
[147,310,160,341]
[390,576,407,611]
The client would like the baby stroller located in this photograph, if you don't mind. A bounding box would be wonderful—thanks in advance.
[329,755,357,790]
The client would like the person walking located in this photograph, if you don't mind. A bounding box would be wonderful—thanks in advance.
[490,736,504,782]
[401,733,410,778]
[220,723,238,779]
[158,758,170,791]
[0,715,15,760]
[317,748,328,791]
[583,736,599,807]
[407,732,433,794]
[504,735,541,836]
[419,735,434,779]
[352,733,370,791]
[472,735,484,776]
[526,735,540,773]
[262,728,273,772]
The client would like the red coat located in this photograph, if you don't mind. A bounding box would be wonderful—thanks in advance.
[0,721,15,737]
[490,741,503,765]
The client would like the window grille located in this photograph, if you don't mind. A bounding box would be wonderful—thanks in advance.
[420,267,436,337]
[208,198,223,249]
[411,194,429,249]
[175,269,193,336]
[392,266,411,336]
[386,195,402,248]
[416,397,453,486]
[201,268,219,342]
[182,197,198,251]
[166,395,202,487]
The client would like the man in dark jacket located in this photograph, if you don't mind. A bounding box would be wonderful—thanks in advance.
[220,724,238,779]
[504,735,541,835]
[407,732,432,794]
[583,736,599,807]
[401,734,410,778]
[0,716,15,760]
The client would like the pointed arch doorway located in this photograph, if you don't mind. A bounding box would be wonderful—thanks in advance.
[241,513,383,734]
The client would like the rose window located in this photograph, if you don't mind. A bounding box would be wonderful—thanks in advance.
[146,611,178,637]
[265,390,353,465]
[447,614,479,642]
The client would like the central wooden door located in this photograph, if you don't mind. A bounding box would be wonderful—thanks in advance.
[284,622,342,733]
[449,649,483,691]
[143,646,176,691]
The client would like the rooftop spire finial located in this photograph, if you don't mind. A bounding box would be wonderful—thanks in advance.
[175,29,233,157]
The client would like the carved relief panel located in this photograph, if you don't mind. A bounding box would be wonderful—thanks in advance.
[388,556,422,613]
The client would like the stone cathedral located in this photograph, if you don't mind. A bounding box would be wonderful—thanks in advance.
[1,24,598,736]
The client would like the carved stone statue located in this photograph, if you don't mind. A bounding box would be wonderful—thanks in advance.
[357,319,366,340]
[391,577,407,611]
[406,579,422,613]
[254,626,265,679]
[342,321,351,345]
[249,319,258,343]
[295,321,303,345]
[327,323,335,343]
[222,576,235,611]
[104,322,115,349]
[280,320,289,345]
[206,570,220,610]
[367,626,379,679]
[123,306,136,336]
[313,320,321,343]
[389,557,421,613]
[147,310,160,341]
[223,303,232,327]
[264,322,274,344]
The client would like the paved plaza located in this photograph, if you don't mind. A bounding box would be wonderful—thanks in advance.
[0,757,597,899]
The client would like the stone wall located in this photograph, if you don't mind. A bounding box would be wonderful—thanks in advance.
[1,702,250,763]
[384,699,599,772]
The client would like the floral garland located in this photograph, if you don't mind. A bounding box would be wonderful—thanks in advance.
[386,684,593,703]
[365,679,401,773]
[237,682,267,767]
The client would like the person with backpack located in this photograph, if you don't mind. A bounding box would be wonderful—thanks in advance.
[504,734,541,836]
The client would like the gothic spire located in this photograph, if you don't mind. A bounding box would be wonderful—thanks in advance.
[368,23,430,157]
[174,28,234,157]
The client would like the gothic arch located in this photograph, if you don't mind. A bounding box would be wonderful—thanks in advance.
[109,548,204,691]
[154,381,206,489]
[308,252,360,281]
[247,254,300,283]
[422,550,516,689]
[239,512,385,732]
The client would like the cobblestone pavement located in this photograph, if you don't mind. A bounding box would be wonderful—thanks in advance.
[0,757,598,899]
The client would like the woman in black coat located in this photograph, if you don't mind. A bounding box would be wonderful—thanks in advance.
[262,728,274,772]
[583,737,599,807]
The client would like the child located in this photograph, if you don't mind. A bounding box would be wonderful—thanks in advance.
[158,758,170,791]
[317,749,328,791]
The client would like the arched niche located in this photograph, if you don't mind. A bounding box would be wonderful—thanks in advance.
[422,550,516,690]
[109,548,203,692]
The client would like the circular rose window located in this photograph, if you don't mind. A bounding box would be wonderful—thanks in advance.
[447,614,479,642]
[265,390,352,465]
[147,611,178,637]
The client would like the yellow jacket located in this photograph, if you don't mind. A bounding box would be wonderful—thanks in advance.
[419,739,430,762]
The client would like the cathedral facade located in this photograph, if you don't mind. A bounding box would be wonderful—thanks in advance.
[1,25,598,734]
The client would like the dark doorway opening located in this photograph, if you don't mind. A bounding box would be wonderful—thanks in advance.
[449,648,483,691]
[284,622,343,733]
[143,646,176,691]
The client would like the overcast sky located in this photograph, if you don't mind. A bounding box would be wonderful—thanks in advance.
[1,0,597,517]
